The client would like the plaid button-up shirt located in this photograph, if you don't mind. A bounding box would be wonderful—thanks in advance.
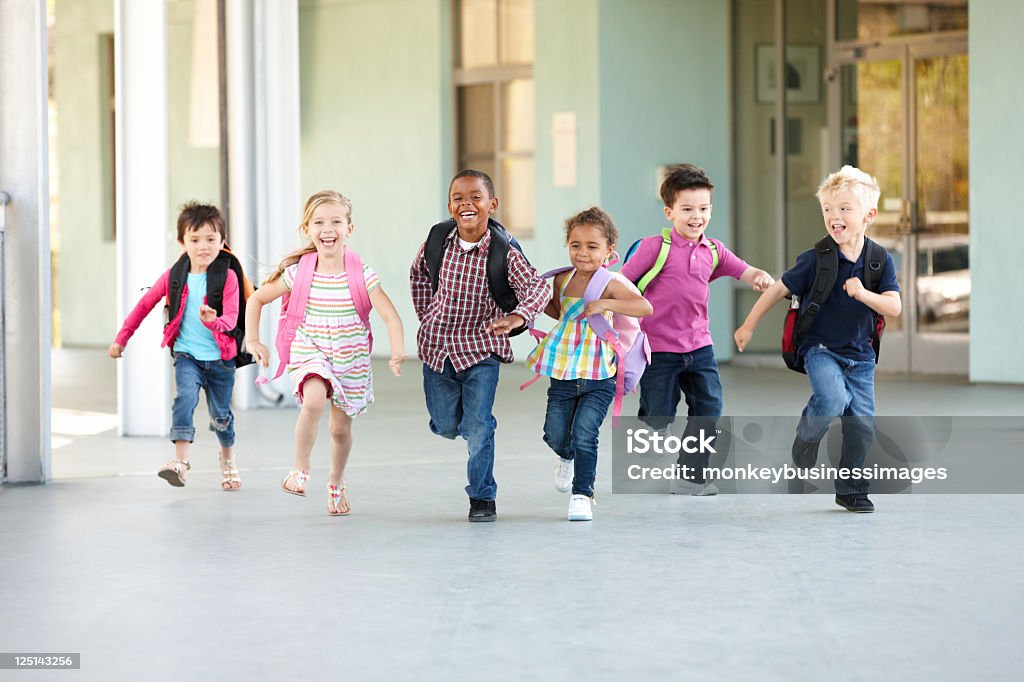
[410,226,549,373]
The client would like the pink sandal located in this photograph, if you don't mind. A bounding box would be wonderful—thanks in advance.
[327,482,350,516]
[281,469,310,496]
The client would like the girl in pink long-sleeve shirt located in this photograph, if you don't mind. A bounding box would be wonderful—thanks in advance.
[109,202,245,491]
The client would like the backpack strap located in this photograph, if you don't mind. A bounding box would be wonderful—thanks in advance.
[794,236,840,345]
[580,268,630,425]
[862,237,886,293]
[708,239,719,272]
[344,247,374,352]
[205,253,229,315]
[257,252,317,385]
[484,217,523,314]
[861,236,888,364]
[165,253,191,327]
[636,228,673,294]
[424,220,455,295]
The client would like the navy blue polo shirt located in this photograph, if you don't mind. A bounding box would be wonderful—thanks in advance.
[781,238,899,361]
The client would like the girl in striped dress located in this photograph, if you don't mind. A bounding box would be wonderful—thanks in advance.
[245,191,405,515]
[526,207,652,521]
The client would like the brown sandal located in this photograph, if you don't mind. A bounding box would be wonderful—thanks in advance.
[158,459,190,487]
[220,457,241,491]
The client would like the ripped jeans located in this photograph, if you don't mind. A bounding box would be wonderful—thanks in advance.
[169,352,236,448]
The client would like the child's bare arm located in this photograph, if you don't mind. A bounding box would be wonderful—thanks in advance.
[244,278,289,368]
[583,279,654,318]
[368,285,406,377]
[739,266,776,292]
[734,279,791,352]
[843,279,902,317]
[543,273,565,320]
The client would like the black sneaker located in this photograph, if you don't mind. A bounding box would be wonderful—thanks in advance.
[791,435,822,468]
[468,498,497,522]
[835,494,875,513]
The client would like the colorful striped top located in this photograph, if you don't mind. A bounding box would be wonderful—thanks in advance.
[281,261,380,417]
[525,270,617,381]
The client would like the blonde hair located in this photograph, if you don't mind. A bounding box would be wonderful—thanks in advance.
[264,190,353,284]
[816,165,881,212]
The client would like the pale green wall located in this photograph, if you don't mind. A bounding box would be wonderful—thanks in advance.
[53,0,115,345]
[167,1,220,229]
[968,3,1024,383]
[298,0,448,357]
[596,0,735,359]
[533,0,601,262]
[55,0,214,346]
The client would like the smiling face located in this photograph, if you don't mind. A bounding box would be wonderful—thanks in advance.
[567,223,615,274]
[664,188,713,241]
[448,176,497,236]
[304,201,353,257]
[820,189,876,247]
[180,222,225,273]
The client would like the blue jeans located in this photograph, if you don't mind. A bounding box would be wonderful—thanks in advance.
[422,356,501,501]
[637,346,723,483]
[542,377,615,497]
[169,352,236,447]
[797,345,876,496]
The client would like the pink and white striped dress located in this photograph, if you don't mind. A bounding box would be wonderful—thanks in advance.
[282,262,380,417]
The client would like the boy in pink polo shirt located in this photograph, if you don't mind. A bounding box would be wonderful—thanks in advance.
[620,164,774,495]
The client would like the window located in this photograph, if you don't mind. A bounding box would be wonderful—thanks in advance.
[454,0,534,237]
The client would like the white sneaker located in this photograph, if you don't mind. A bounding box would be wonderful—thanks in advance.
[553,457,574,493]
[567,494,593,521]
[669,478,719,496]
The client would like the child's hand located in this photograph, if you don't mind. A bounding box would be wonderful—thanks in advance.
[486,314,525,336]
[582,299,610,317]
[388,352,406,377]
[200,304,218,323]
[734,326,753,352]
[843,277,865,300]
[108,342,124,359]
[751,272,776,292]
[246,339,271,368]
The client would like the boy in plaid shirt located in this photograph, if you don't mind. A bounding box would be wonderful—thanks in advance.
[410,170,549,522]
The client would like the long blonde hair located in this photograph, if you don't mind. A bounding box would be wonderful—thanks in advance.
[264,190,354,284]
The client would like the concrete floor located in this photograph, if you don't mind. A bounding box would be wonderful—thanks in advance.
[3,348,1024,681]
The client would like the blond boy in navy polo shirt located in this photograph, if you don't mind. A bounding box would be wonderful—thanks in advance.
[621,164,774,495]
[735,166,902,512]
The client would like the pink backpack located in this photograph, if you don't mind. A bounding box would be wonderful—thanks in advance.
[522,265,651,423]
[256,249,373,385]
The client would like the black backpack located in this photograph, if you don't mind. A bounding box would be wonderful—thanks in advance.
[423,217,529,337]
[165,249,255,368]
[781,236,887,373]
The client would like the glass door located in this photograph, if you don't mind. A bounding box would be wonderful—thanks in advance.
[830,36,968,374]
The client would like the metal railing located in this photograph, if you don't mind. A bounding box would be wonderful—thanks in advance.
[0,190,9,482]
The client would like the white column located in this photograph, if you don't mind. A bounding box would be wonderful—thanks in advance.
[115,0,170,436]
[0,0,50,483]
[227,0,302,405]
[225,0,258,407]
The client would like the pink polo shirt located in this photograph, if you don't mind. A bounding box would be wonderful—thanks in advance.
[619,230,748,354]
